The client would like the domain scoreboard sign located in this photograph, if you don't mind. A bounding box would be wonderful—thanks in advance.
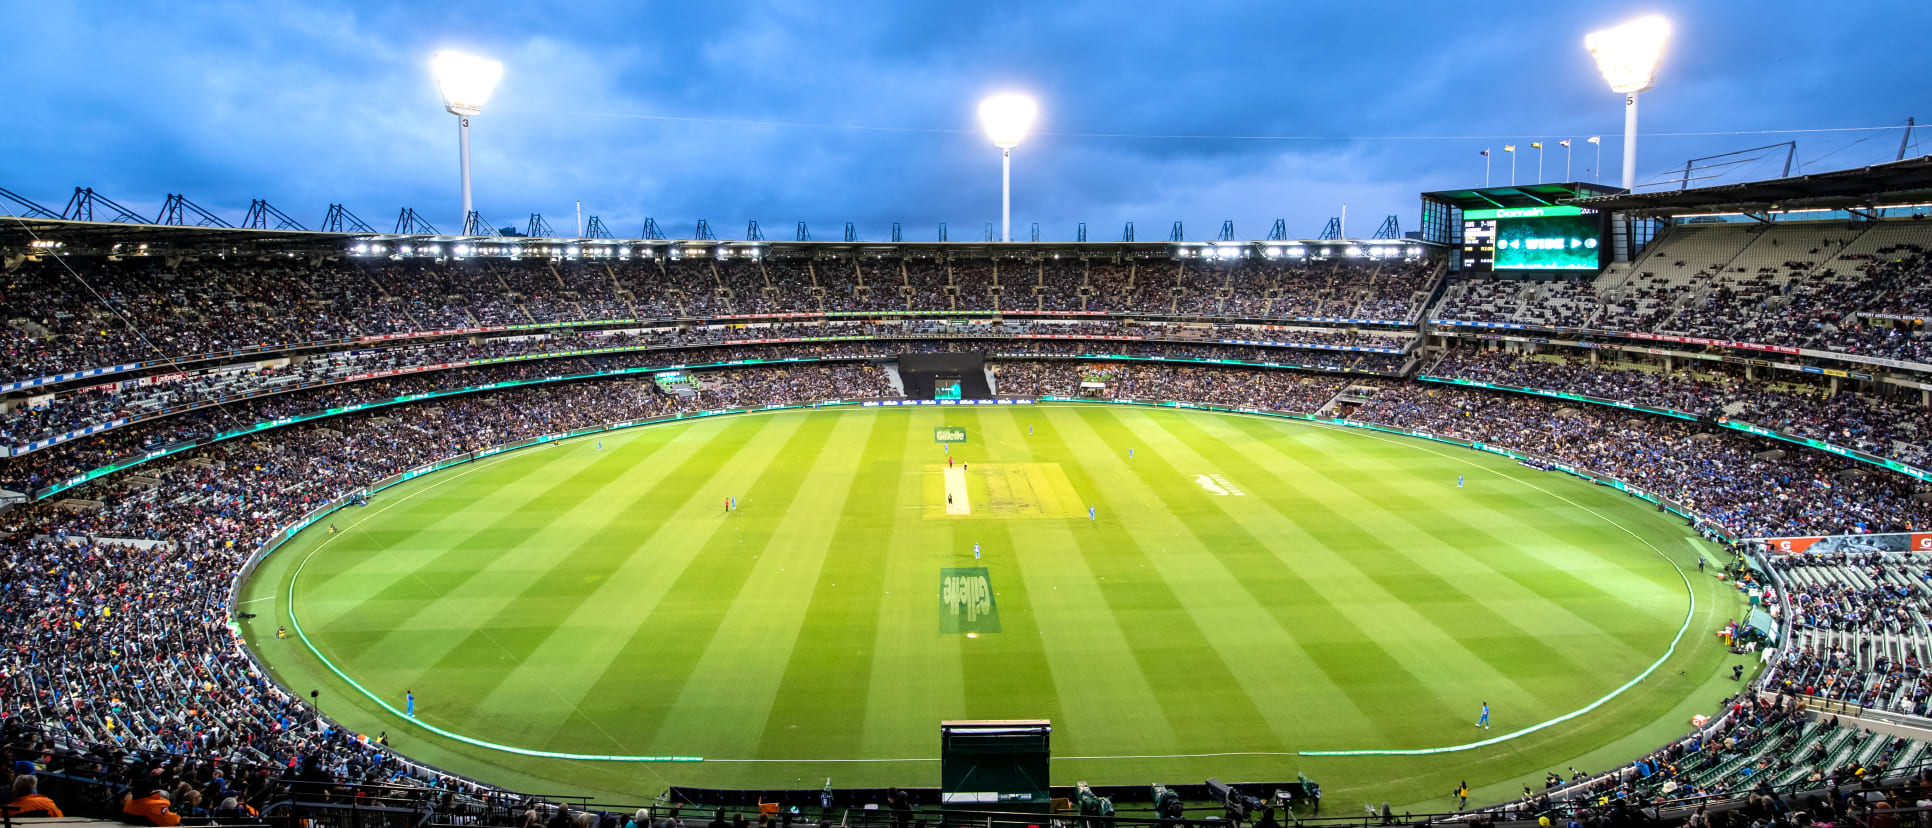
[1460,204,1606,273]
[939,567,1000,634]
[934,426,969,443]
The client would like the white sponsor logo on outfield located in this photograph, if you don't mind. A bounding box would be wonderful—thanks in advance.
[1193,473,1246,496]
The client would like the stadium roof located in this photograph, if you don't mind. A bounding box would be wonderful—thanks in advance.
[0,217,351,254]
[0,216,1441,258]
[1421,182,1627,211]
[1565,154,1932,218]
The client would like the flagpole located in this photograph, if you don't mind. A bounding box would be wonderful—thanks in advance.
[1566,143,1573,181]
[1485,149,1491,187]
[1594,140,1602,184]
[1511,151,1516,185]
[1537,145,1544,183]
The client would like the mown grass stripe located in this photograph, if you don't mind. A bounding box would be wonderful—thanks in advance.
[378,416,790,745]
[652,413,882,758]
[302,429,691,655]
[755,411,911,758]
[1135,412,1610,715]
[1032,407,1290,754]
[562,414,841,755]
[1075,407,1477,745]
[1214,415,1683,642]
[979,409,1182,756]
[481,418,829,749]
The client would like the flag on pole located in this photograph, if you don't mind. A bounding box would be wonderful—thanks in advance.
[1531,142,1543,149]
[1480,149,1489,156]
[1504,145,1516,152]
[1560,140,1572,147]
[1587,136,1601,144]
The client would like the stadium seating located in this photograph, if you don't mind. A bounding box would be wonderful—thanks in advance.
[1424,348,1932,468]
[0,255,1438,387]
[12,228,1932,826]
[1432,219,1932,365]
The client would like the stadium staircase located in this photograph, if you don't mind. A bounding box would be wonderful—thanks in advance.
[883,363,907,396]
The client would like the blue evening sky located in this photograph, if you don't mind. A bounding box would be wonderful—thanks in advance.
[0,1,1924,240]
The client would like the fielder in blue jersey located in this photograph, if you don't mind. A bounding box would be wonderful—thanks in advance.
[1458,475,1464,488]
[973,542,981,560]
[406,690,415,718]
[1476,702,1489,729]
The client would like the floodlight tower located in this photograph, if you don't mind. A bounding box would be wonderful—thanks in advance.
[978,94,1038,243]
[431,51,505,226]
[1585,16,1670,191]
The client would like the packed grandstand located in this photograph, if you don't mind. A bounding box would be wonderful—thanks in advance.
[6,159,1932,828]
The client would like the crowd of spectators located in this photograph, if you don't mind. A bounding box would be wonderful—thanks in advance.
[1500,692,1932,824]
[1767,552,1932,716]
[991,361,1347,413]
[7,350,1932,823]
[1347,380,1932,540]
[1430,235,1932,365]
[0,364,897,800]
[1427,349,1932,468]
[2,323,1414,477]
[0,254,1436,386]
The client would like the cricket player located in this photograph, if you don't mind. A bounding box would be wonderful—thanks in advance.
[406,690,415,718]
[1476,702,1489,729]
[1088,505,1096,521]
[973,542,981,560]
[1458,475,1464,488]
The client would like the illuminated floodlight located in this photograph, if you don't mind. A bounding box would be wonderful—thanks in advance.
[978,93,1037,148]
[1346,246,1363,256]
[566,246,581,257]
[432,51,503,115]
[1585,16,1669,190]
[1585,16,1670,94]
[978,93,1039,243]
[431,50,504,227]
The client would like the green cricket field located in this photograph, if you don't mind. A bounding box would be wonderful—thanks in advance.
[238,403,1750,810]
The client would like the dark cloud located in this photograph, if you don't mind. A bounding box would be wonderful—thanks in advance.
[1,0,1924,239]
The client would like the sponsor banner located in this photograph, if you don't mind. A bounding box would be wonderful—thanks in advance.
[1765,536,1825,555]
[934,427,969,443]
[1759,532,1917,555]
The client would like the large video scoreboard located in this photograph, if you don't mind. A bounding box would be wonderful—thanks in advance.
[1460,205,1605,272]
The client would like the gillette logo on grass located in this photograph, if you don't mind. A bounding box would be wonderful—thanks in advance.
[939,567,1000,634]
